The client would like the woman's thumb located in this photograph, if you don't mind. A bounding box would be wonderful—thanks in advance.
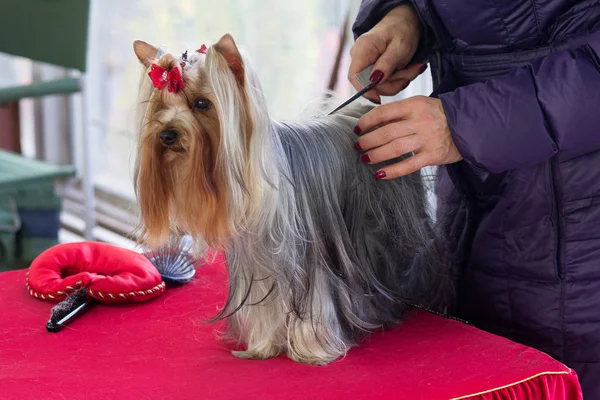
[369,38,411,86]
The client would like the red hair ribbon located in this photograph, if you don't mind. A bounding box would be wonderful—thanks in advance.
[148,64,185,93]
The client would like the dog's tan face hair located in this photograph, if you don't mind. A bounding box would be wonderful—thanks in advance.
[133,34,250,249]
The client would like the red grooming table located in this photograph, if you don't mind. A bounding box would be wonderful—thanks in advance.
[0,257,582,400]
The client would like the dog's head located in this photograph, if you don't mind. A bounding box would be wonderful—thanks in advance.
[133,34,264,249]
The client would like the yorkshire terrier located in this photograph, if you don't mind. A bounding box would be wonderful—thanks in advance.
[133,34,448,365]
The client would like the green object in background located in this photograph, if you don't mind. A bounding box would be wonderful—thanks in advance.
[0,208,19,266]
[0,0,90,72]
[0,77,81,104]
[0,0,90,104]
[0,150,75,193]
[0,150,75,271]
[19,237,60,263]
[0,0,95,243]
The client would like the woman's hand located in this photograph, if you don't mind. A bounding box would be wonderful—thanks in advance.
[354,96,463,179]
[348,4,427,104]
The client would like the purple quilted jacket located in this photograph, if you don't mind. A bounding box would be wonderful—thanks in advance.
[354,1,600,396]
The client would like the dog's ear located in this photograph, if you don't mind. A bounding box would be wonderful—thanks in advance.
[134,40,158,67]
[213,34,244,85]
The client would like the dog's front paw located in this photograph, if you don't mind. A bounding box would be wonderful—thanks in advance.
[232,348,280,361]
[287,353,339,366]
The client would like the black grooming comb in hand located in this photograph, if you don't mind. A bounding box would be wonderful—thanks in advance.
[328,66,374,115]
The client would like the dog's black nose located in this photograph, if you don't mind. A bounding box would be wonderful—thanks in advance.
[160,130,178,146]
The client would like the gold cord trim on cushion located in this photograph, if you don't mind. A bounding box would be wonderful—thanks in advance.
[26,278,166,302]
[450,370,573,399]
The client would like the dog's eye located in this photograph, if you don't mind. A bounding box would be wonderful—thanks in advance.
[194,98,211,111]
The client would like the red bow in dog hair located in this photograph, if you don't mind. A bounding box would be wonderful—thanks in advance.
[148,44,207,93]
[148,64,185,93]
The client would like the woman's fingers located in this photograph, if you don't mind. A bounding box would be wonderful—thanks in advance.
[355,120,414,151]
[348,33,387,92]
[375,153,429,180]
[389,63,427,82]
[362,89,382,104]
[348,4,422,103]
[376,79,410,96]
[360,134,421,165]
[369,37,412,86]
[349,38,426,103]
[354,96,462,180]
[355,98,415,134]
[373,63,427,96]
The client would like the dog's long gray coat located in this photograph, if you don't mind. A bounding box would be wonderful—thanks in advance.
[219,102,449,363]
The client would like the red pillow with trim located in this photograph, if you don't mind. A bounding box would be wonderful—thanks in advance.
[27,242,165,304]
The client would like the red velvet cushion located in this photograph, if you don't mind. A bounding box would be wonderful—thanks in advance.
[26,242,165,303]
[0,255,582,399]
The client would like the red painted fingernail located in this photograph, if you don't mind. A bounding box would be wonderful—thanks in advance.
[419,64,428,74]
[375,171,387,180]
[353,125,361,135]
[372,98,381,105]
[354,142,362,151]
[361,153,371,163]
[370,70,384,85]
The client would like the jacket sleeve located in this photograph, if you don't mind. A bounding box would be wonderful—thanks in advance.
[440,32,600,175]
[352,0,433,63]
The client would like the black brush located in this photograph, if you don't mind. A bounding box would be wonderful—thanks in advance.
[46,288,94,332]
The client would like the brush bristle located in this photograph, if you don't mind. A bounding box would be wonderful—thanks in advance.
[144,236,198,284]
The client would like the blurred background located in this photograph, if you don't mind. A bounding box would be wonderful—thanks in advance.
[0,0,432,267]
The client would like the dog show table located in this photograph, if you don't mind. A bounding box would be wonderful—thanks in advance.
[0,257,582,399]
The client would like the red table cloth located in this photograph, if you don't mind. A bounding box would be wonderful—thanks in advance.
[0,256,582,400]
